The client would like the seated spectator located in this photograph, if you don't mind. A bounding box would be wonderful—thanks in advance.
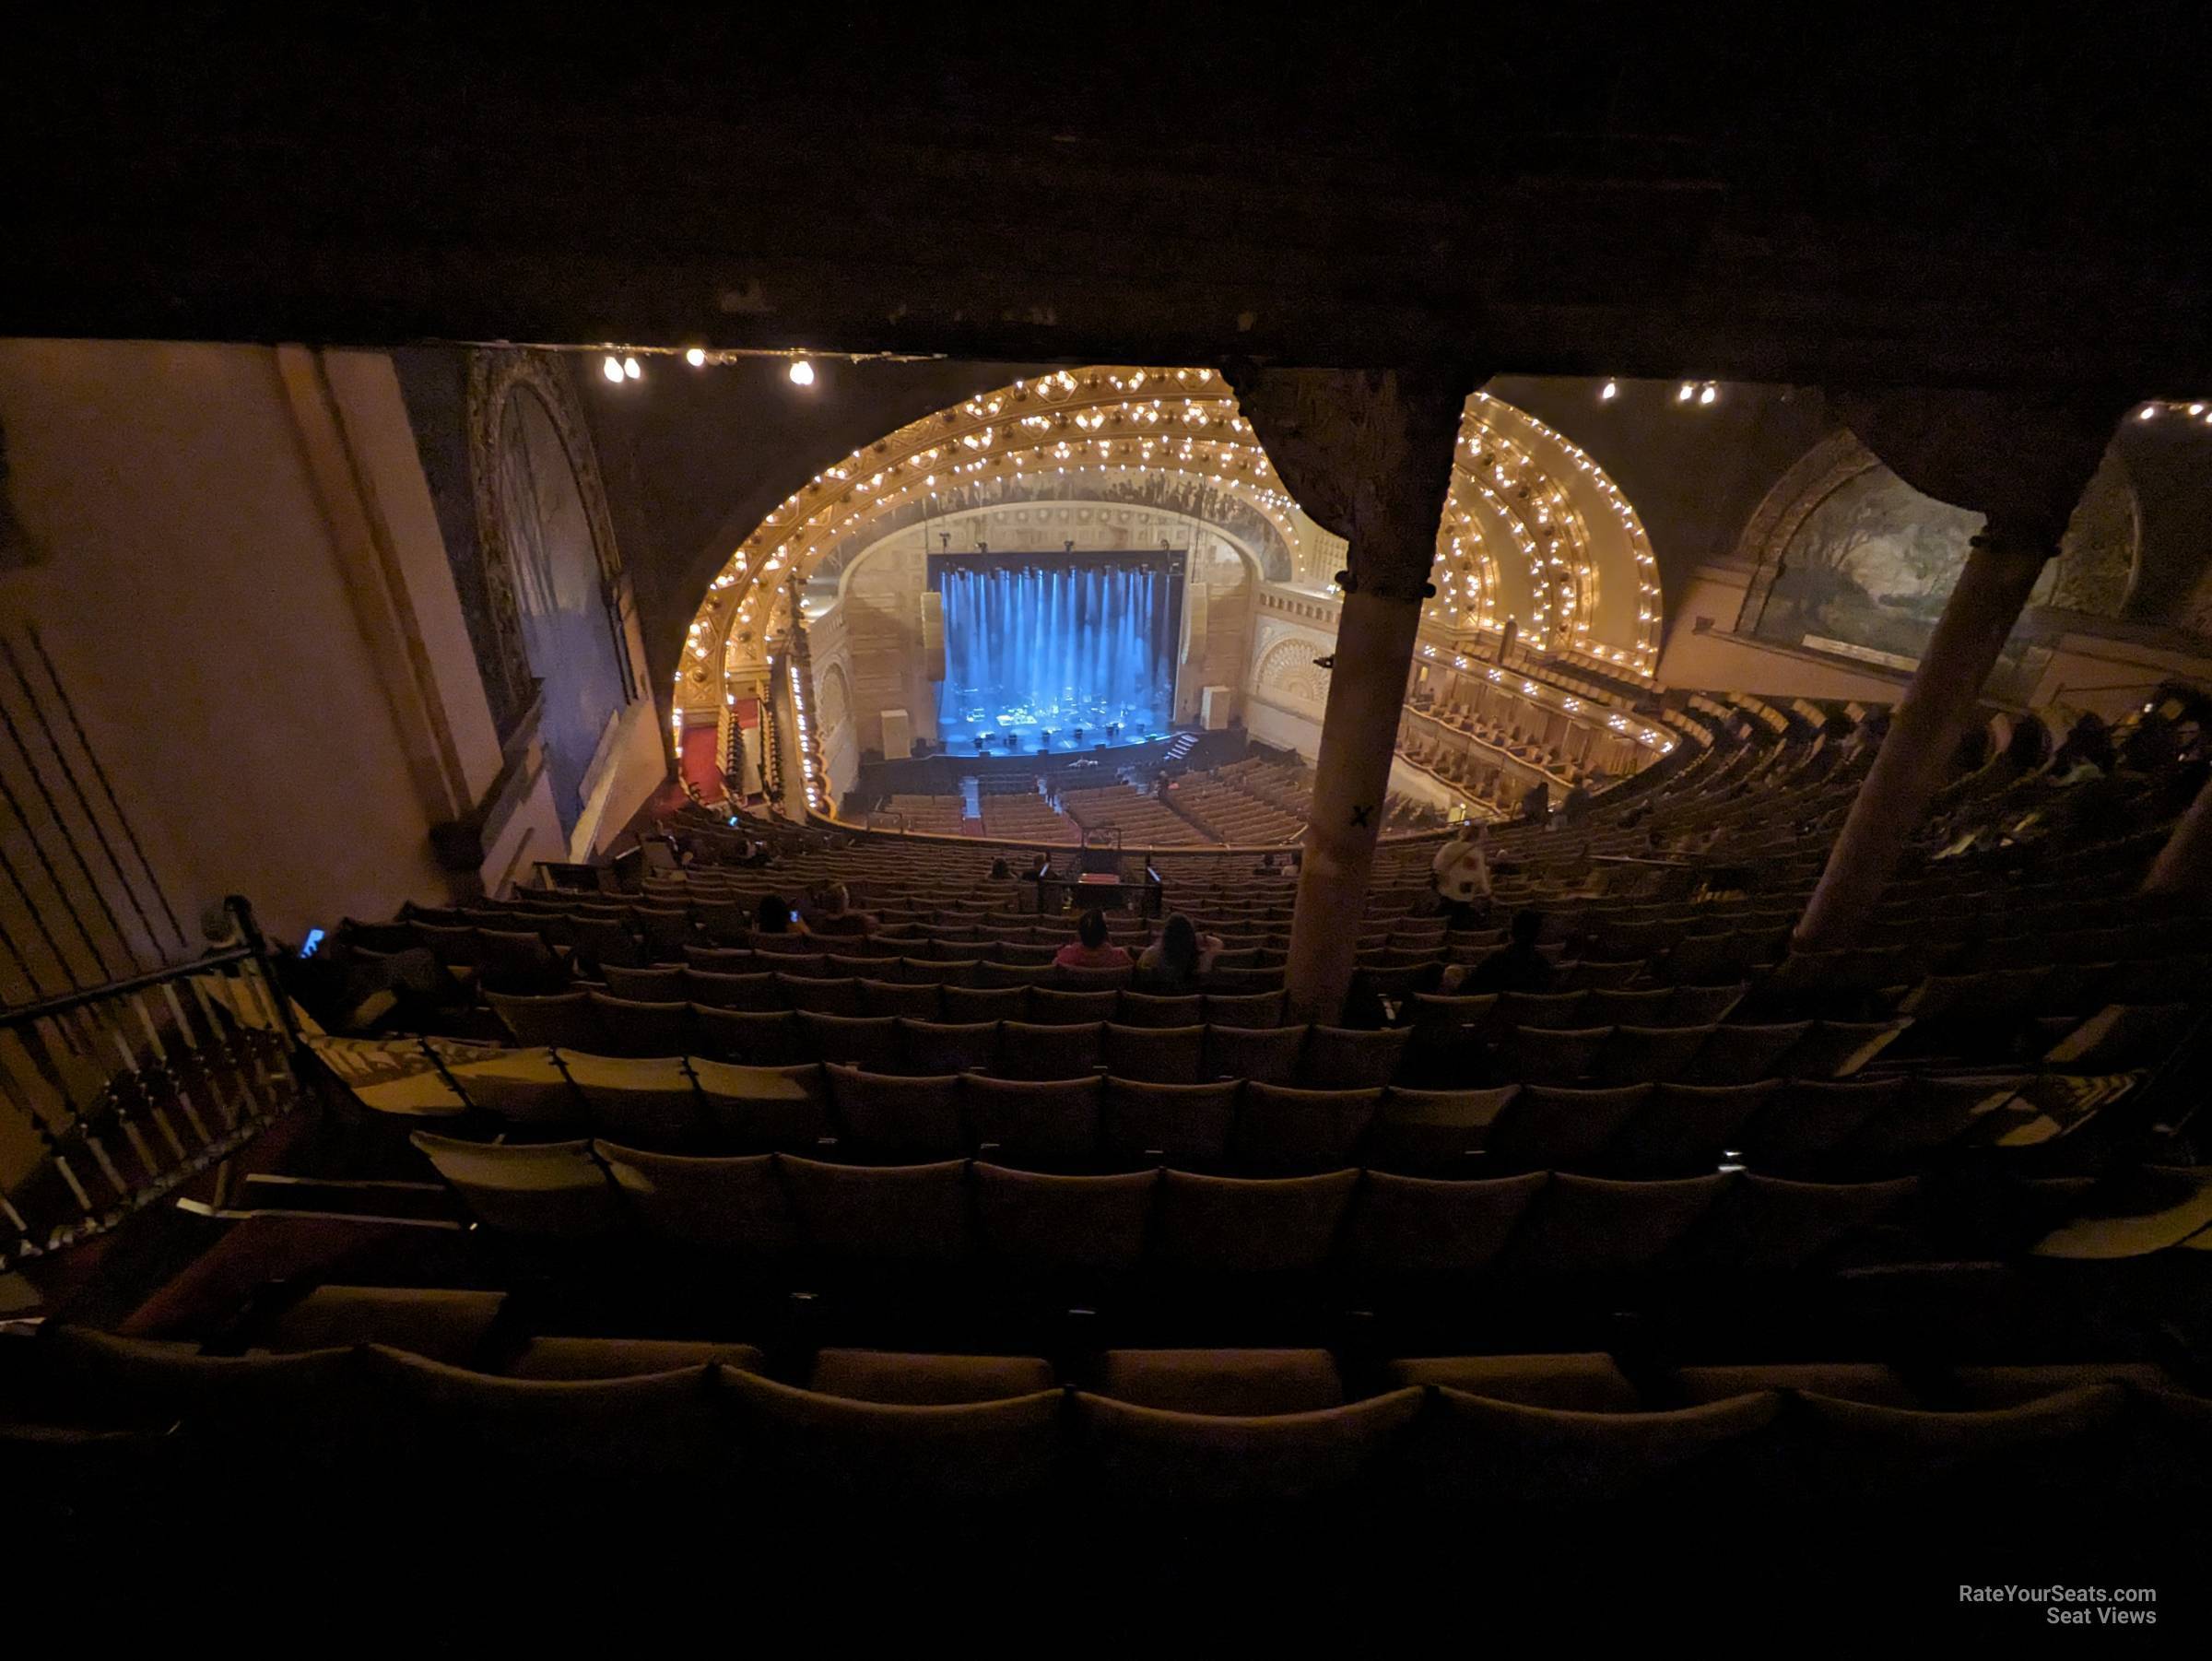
[753,893,807,937]
[1431,819,1491,925]
[1053,908,1133,971]
[988,857,1014,880]
[1135,913,1222,994]
[1458,909,1556,995]
[805,880,877,937]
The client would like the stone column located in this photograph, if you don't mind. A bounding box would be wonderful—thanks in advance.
[1794,391,2123,950]
[1228,365,1473,1021]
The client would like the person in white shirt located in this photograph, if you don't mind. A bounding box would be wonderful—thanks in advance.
[1432,820,1492,925]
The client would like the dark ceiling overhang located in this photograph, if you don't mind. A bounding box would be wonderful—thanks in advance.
[6,13,2207,390]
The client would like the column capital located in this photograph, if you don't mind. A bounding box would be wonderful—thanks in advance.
[1223,364,1477,601]
[1830,388,2128,548]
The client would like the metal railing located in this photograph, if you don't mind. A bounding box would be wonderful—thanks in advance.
[0,897,304,1272]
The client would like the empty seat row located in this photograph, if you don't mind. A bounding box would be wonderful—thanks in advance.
[493,980,1290,1041]
[378,1058,2112,1180]
[473,999,1936,1094]
[414,1138,1938,1292]
[12,1325,2203,1513]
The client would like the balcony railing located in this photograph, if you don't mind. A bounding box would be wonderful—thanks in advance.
[0,897,304,1273]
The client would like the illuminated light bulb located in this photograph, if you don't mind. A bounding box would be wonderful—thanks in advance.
[686,348,707,367]
[789,359,817,386]
[1698,383,1716,406]
[2191,404,2206,416]
[2138,405,2158,420]
[603,355,625,383]
[623,356,641,380]
[1600,380,1618,401]
[1677,383,1695,402]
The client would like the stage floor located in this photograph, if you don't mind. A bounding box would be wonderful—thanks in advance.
[940,713,1171,758]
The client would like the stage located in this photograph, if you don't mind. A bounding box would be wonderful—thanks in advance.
[938,708,1169,760]
[853,724,1195,802]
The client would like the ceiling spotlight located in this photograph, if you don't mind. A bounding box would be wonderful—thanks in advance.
[1600,380,1618,401]
[686,348,707,368]
[2191,403,2207,417]
[602,355,624,383]
[2138,405,2159,419]
[789,359,817,386]
[622,356,641,380]
[1698,383,1717,405]
[1677,383,1695,403]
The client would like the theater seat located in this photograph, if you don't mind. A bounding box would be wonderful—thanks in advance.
[562,1052,704,1149]
[595,1143,795,1258]
[995,1019,1103,1080]
[446,1049,578,1127]
[971,1163,1158,1275]
[1789,1384,2125,1498]
[1152,1169,1359,1275]
[1385,1352,1640,1411]
[961,1076,1102,1161]
[1508,1172,1731,1281]
[779,1155,972,1267]
[1203,1023,1305,1084]
[1101,1022,1206,1084]
[809,1349,1057,1404]
[1345,1171,1548,1278]
[1417,1386,1782,1508]
[252,1286,506,1366]
[1947,1362,2183,1407]
[1300,1025,1409,1089]
[1072,1387,1423,1503]
[410,1132,621,1238]
[825,1065,963,1159]
[1097,1348,1344,1415]
[509,1337,766,1380]
[1674,1362,1917,1408]
[1486,1083,1649,1172]
[688,1060,830,1152]
[1231,1083,1382,1171]
[717,1365,1063,1499]
[486,990,602,1050]
[35,1326,368,1436]
[1682,1173,1919,1277]
[1100,1078,1240,1164]
[363,1344,726,1481]
[799,1013,902,1072]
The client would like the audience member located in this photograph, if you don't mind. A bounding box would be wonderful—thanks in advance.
[753,893,806,936]
[1431,819,1492,925]
[805,880,877,937]
[1458,908,1556,995]
[1135,912,1222,993]
[1053,908,1133,971]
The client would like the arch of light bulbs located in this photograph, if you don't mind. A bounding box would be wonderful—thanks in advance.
[1424,392,1658,679]
[677,369,1663,764]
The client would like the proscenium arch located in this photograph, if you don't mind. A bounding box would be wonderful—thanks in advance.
[674,369,1662,751]
[828,500,1277,613]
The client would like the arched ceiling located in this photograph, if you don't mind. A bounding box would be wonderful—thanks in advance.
[677,369,1658,695]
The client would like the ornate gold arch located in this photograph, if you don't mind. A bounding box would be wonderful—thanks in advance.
[674,369,1661,713]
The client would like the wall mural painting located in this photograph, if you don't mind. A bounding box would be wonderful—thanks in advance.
[493,383,633,833]
[1744,438,2138,675]
[1752,467,1984,670]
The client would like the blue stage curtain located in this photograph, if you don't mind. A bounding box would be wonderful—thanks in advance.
[934,559,1181,740]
